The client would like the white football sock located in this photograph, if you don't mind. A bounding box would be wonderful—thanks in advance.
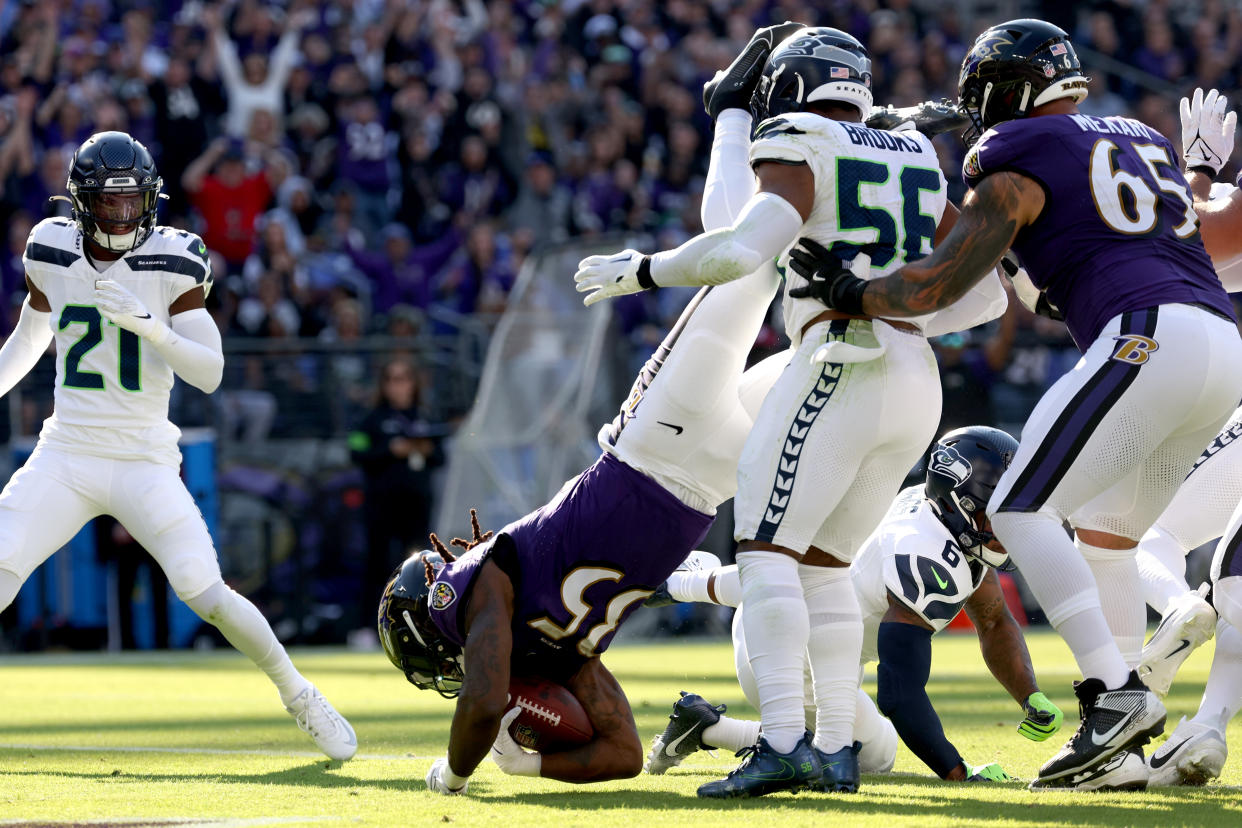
[1193,618,1242,729]
[991,511,1130,689]
[703,714,762,752]
[800,563,862,755]
[667,564,741,607]
[184,581,310,705]
[854,687,897,773]
[1136,526,1190,612]
[737,550,807,754]
[1077,538,1145,668]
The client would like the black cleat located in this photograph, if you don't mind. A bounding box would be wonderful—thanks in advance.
[809,741,861,793]
[644,691,725,775]
[697,732,820,799]
[1035,671,1165,786]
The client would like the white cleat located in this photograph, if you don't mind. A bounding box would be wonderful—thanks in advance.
[1030,747,1149,792]
[1139,585,1217,698]
[1147,716,1227,787]
[286,685,358,761]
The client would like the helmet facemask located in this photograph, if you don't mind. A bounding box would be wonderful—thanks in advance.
[72,188,161,253]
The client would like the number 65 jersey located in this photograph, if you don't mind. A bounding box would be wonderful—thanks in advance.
[963,114,1235,349]
[22,217,213,466]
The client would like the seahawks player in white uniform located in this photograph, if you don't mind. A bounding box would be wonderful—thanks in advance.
[645,427,1066,785]
[0,132,356,760]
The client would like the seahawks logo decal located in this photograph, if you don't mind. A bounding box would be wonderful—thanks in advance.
[929,445,971,486]
[430,581,457,611]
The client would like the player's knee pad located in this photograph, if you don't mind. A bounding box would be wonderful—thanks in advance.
[152,515,222,600]
[858,715,898,774]
[1076,540,1136,563]
[182,579,232,623]
[1213,576,1242,632]
[735,551,803,604]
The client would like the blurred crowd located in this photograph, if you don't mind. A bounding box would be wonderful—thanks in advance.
[1,0,1242,433]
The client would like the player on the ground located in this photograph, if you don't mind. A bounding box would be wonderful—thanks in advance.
[0,131,356,760]
[780,20,1242,790]
[575,27,1007,799]
[645,427,1065,784]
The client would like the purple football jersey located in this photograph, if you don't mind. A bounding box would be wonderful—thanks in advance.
[428,452,713,679]
[963,114,1234,348]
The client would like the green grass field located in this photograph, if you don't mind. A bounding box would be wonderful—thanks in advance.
[0,630,1238,827]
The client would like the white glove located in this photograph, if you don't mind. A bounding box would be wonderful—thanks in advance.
[574,249,652,306]
[425,756,469,795]
[490,707,541,777]
[94,280,171,345]
[1181,87,1237,175]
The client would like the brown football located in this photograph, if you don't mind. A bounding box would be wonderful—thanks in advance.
[506,675,594,752]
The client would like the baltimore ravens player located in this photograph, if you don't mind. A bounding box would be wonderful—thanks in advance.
[575,27,1009,798]
[784,20,1242,790]
[646,427,1067,785]
[0,132,356,760]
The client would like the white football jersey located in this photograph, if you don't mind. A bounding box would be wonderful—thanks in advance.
[22,218,213,465]
[852,485,986,661]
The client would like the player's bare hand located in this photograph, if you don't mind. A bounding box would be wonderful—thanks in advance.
[425,756,469,795]
[574,249,652,306]
[490,707,540,777]
[1180,87,1236,175]
[94,280,171,344]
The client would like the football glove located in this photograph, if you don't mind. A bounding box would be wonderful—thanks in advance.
[703,21,805,119]
[786,237,867,315]
[1181,87,1236,175]
[425,756,469,795]
[94,280,172,345]
[574,249,654,306]
[998,252,1063,321]
[490,707,541,777]
[1017,691,1063,742]
[965,761,1016,782]
[866,99,970,137]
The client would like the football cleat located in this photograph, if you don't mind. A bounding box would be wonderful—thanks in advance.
[286,685,358,761]
[1147,716,1227,787]
[1034,671,1165,786]
[643,550,722,608]
[697,732,820,799]
[808,741,861,793]
[645,691,725,775]
[1030,746,1149,792]
[1138,584,1216,698]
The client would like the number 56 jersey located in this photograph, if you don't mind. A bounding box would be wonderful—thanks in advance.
[22,217,213,465]
[963,114,1234,349]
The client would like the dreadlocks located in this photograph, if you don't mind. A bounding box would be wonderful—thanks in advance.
[424,509,493,586]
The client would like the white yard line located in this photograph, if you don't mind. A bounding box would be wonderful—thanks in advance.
[0,743,432,761]
[0,819,342,827]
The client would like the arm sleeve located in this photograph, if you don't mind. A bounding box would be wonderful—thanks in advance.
[919,270,1010,337]
[875,620,964,779]
[154,308,224,394]
[701,110,758,231]
[0,297,53,398]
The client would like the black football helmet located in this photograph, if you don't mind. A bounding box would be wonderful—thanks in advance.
[377,551,464,698]
[751,27,873,123]
[958,19,1088,146]
[924,426,1019,568]
[64,131,163,253]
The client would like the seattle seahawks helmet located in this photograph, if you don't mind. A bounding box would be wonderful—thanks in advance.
[378,551,464,698]
[925,426,1019,568]
[958,18,1088,146]
[64,131,163,253]
[751,27,873,122]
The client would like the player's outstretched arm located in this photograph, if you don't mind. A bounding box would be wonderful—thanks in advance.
[963,570,1062,742]
[442,561,515,789]
[0,278,54,399]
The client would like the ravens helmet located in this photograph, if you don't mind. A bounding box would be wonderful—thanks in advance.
[958,18,1088,146]
[751,27,873,122]
[377,551,464,698]
[65,131,163,253]
[924,426,1019,568]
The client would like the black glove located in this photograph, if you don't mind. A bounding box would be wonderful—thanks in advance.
[703,21,806,120]
[865,99,970,137]
[786,237,868,315]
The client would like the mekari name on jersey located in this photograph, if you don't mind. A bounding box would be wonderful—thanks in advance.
[749,112,948,343]
[962,113,1234,349]
[22,217,212,460]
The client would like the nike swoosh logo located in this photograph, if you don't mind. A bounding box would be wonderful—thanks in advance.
[1091,716,1132,746]
[657,421,685,435]
[135,313,152,319]
[744,759,795,781]
[1165,639,1191,659]
[664,723,701,756]
[934,570,949,590]
[1149,738,1191,769]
